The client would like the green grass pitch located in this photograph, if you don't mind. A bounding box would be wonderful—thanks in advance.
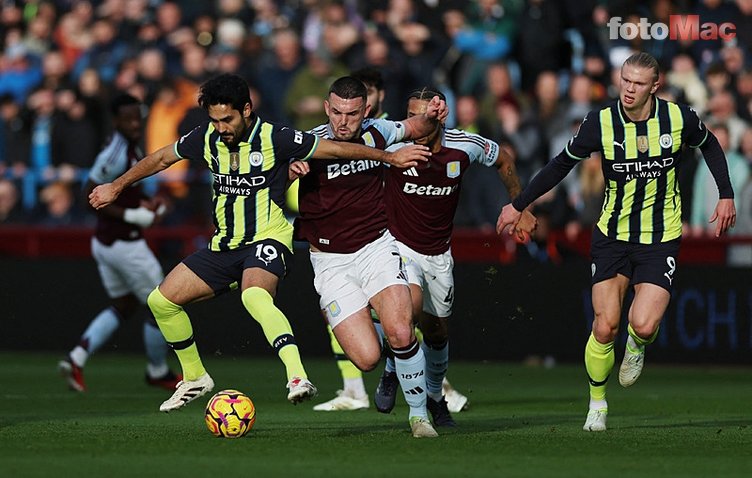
[1,353,750,478]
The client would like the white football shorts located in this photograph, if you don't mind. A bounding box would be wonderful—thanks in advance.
[91,237,164,303]
[310,230,408,328]
[397,241,454,318]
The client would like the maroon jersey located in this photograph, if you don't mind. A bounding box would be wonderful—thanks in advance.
[87,133,146,245]
[385,129,499,255]
[295,118,407,253]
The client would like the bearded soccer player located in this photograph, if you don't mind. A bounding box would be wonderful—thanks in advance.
[497,52,736,431]
[89,74,430,412]
[290,76,448,437]
[365,87,536,426]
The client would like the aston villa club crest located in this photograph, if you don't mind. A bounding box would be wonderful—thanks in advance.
[446,161,460,178]
[636,135,649,154]
[230,152,240,171]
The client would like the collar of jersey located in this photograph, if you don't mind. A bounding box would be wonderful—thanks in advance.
[616,95,659,124]
[230,114,261,149]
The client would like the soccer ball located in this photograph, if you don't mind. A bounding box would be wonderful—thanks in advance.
[204,389,256,438]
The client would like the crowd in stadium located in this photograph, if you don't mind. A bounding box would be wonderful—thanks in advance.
[0,0,751,257]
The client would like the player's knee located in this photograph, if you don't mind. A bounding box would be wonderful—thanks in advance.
[351,353,380,372]
[147,287,181,320]
[241,287,274,317]
[629,321,657,341]
[591,317,618,343]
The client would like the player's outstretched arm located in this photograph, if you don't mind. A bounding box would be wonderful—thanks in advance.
[401,95,448,140]
[709,198,736,237]
[89,144,180,210]
[312,139,430,168]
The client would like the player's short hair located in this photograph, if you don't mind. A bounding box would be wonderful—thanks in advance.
[407,87,446,102]
[328,76,367,101]
[198,73,252,113]
[110,93,140,116]
[623,52,660,82]
[351,67,384,90]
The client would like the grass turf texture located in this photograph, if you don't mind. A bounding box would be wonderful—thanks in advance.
[1,353,750,478]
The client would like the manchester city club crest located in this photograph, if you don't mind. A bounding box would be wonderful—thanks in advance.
[250,151,264,167]
[230,152,240,171]
[660,133,673,149]
[446,161,460,178]
[637,135,649,154]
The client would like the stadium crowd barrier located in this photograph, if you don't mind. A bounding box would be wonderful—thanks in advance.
[1,227,750,364]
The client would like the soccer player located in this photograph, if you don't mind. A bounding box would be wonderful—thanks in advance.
[290,76,448,437]
[371,88,535,426]
[311,68,386,412]
[58,93,180,393]
[497,52,736,431]
[312,71,472,414]
[89,74,430,412]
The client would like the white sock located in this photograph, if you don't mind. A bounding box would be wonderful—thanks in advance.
[77,307,121,363]
[69,345,88,367]
[589,399,608,411]
[421,339,448,400]
[143,320,169,370]
[392,340,427,419]
[343,377,366,398]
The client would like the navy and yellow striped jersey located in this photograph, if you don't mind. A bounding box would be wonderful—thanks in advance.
[175,115,319,251]
[566,96,708,244]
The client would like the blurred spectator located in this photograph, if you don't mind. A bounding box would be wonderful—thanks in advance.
[0,39,44,103]
[23,12,54,58]
[0,177,27,224]
[53,5,93,71]
[532,71,566,146]
[706,90,747,151]
[453,0,521,95]
[705,62,732,98]
[146,79,197,207]
[516,0,568,91]
[72,17,127,84]
[35,180,88,227]
[735,68,752,122]
[351,66,387,119]
[689,0,741,73]
[566,153,604,234]
[454,94,505,229]
[27,86,55,183]
[0,93,31,178]
[136,48,168,106]
[493,97,545,185]
[253,28,303,123]
[284,50,347,131]
[666,53,707,113]
[690,123,749,241]
[353,32,409,118]
[40,50,72,91]
[479,62,525,129]
[731,127,752,265]
[51,88,99,183]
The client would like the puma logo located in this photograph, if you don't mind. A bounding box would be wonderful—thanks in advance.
[613,140,625,150]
